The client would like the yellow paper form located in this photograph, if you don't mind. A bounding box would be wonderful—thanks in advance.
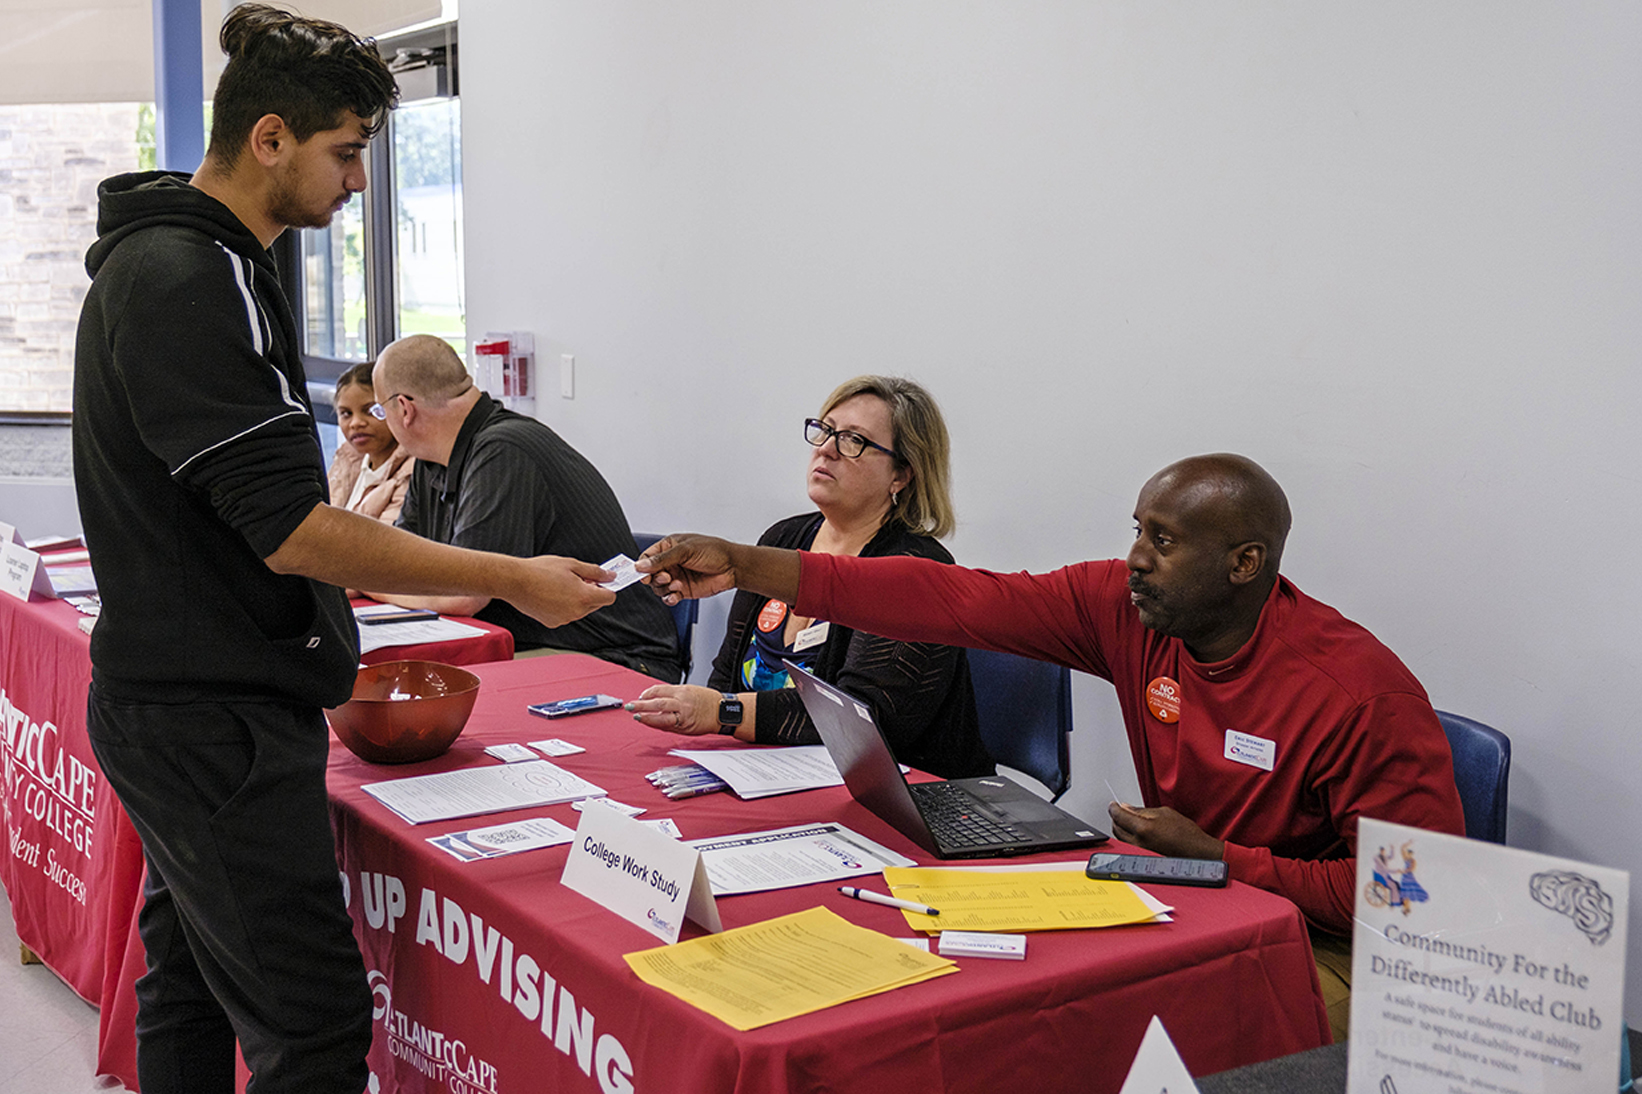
[883,867,1162,933]
[624,906,957,1031]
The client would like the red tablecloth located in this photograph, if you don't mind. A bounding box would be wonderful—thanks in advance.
[0,594,128,1006]
[321,656,1328,1094]
[0,591,511,1091]
[351,598,515,666]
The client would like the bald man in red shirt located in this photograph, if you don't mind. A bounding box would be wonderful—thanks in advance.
[639,453,1466,1041]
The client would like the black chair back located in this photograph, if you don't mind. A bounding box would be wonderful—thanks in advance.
[968,648,1073,801]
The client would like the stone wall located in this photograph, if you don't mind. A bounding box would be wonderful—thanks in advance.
[0,103,144,414]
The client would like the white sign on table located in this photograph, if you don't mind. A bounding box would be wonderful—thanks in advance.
[561,801,721,945]
[1348,817,1628,1094]
[0,539,49,602]
[1117,1015,1200,1094]
[0,521,96,600]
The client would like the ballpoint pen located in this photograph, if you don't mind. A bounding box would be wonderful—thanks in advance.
[648,764,717,783]
[837,886,941,916]
[664,783,725,800]
[656,772,725,789]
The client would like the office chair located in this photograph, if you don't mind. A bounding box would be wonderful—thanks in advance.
[632,532,698,683]
[967,648,1074,802]
[1434,710,1512,845]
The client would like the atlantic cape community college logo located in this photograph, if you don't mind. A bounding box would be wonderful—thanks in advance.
[1365,839,1430,916]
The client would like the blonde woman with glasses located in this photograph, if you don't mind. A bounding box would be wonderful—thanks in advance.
[626,376,993,779]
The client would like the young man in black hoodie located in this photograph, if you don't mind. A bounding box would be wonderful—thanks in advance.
[73,7,615,1092]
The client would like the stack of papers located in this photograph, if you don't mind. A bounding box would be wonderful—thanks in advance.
[667,745,842,799]
[882,866,1171,933]
[685,823,915,896]
[625,906,956,1030]
[352,606,490,655]
[41,548,97,596]
[362,759,606,824]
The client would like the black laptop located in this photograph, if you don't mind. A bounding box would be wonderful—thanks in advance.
[787,661,1109,859]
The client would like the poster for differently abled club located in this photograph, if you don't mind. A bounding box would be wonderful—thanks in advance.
[1349,817,1628,1094]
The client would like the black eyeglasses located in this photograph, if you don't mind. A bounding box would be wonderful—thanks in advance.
[804,418,898,460]
[368,393,411,420]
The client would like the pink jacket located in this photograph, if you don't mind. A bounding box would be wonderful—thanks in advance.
[327,444,415,525]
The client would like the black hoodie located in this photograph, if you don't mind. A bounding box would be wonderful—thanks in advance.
[73,171,358,706]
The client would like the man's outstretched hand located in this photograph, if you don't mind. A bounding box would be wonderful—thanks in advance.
[513,556,617,626]
[635,535,744,604]
[637,535,804,606]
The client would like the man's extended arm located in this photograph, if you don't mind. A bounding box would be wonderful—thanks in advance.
[637,535,803,605]
[639,535,1111,674]
[267,502,614,628]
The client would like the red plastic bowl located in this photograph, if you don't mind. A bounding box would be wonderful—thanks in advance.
[327,660,481,764]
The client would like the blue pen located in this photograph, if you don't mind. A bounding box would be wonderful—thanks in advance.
[661,780,726,795]
[655,767,722,785]
[664,783,724,800]
[557,696,601,711]
[648,764,713,783]
[659,770,723,784]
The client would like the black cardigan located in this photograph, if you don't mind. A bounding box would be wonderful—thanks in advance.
[708,513,994,779]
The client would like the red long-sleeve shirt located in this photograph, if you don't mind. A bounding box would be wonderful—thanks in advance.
[796,553,1465,933]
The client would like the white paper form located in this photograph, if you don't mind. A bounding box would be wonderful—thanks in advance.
[428,816,578,862]
[685,822,916,896]
[362,759,606,824]
[354,615,490,655]
[667,745,843,800]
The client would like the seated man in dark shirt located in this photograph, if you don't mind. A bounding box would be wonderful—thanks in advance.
[365,334,679,681]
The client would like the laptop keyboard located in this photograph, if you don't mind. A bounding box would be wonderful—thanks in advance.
[912,781,1028,848]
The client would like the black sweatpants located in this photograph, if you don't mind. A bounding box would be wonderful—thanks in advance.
[87,687,373,1094]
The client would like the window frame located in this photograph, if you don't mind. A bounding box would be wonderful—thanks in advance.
[288,19,459,424]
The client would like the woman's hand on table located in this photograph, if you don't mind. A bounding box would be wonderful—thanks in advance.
[626,684,724,735]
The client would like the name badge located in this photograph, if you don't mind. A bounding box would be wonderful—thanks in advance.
[1224,730,1276,771]
[792,621,830,652]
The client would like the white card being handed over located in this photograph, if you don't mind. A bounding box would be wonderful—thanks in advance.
[599,554,645,591]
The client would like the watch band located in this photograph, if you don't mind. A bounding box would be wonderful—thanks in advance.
[717,693,744,734]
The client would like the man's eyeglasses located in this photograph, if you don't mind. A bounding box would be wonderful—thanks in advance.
[804,418,898,460]
[368,393,411,420]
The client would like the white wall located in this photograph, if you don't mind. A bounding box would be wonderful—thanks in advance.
[0,479,79,538]
[459,2,1642,1017]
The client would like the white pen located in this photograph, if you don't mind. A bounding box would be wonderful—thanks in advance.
[837,886,940,916]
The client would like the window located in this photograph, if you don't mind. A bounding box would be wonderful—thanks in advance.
[0,103,151,418]
[301,198,369,364]
[393,94,465,356]
[289,21,462,427]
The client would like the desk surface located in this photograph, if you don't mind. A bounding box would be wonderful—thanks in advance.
[328,655,1330,1094]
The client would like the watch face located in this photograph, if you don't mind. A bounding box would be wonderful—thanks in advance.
[718,696,744,726]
